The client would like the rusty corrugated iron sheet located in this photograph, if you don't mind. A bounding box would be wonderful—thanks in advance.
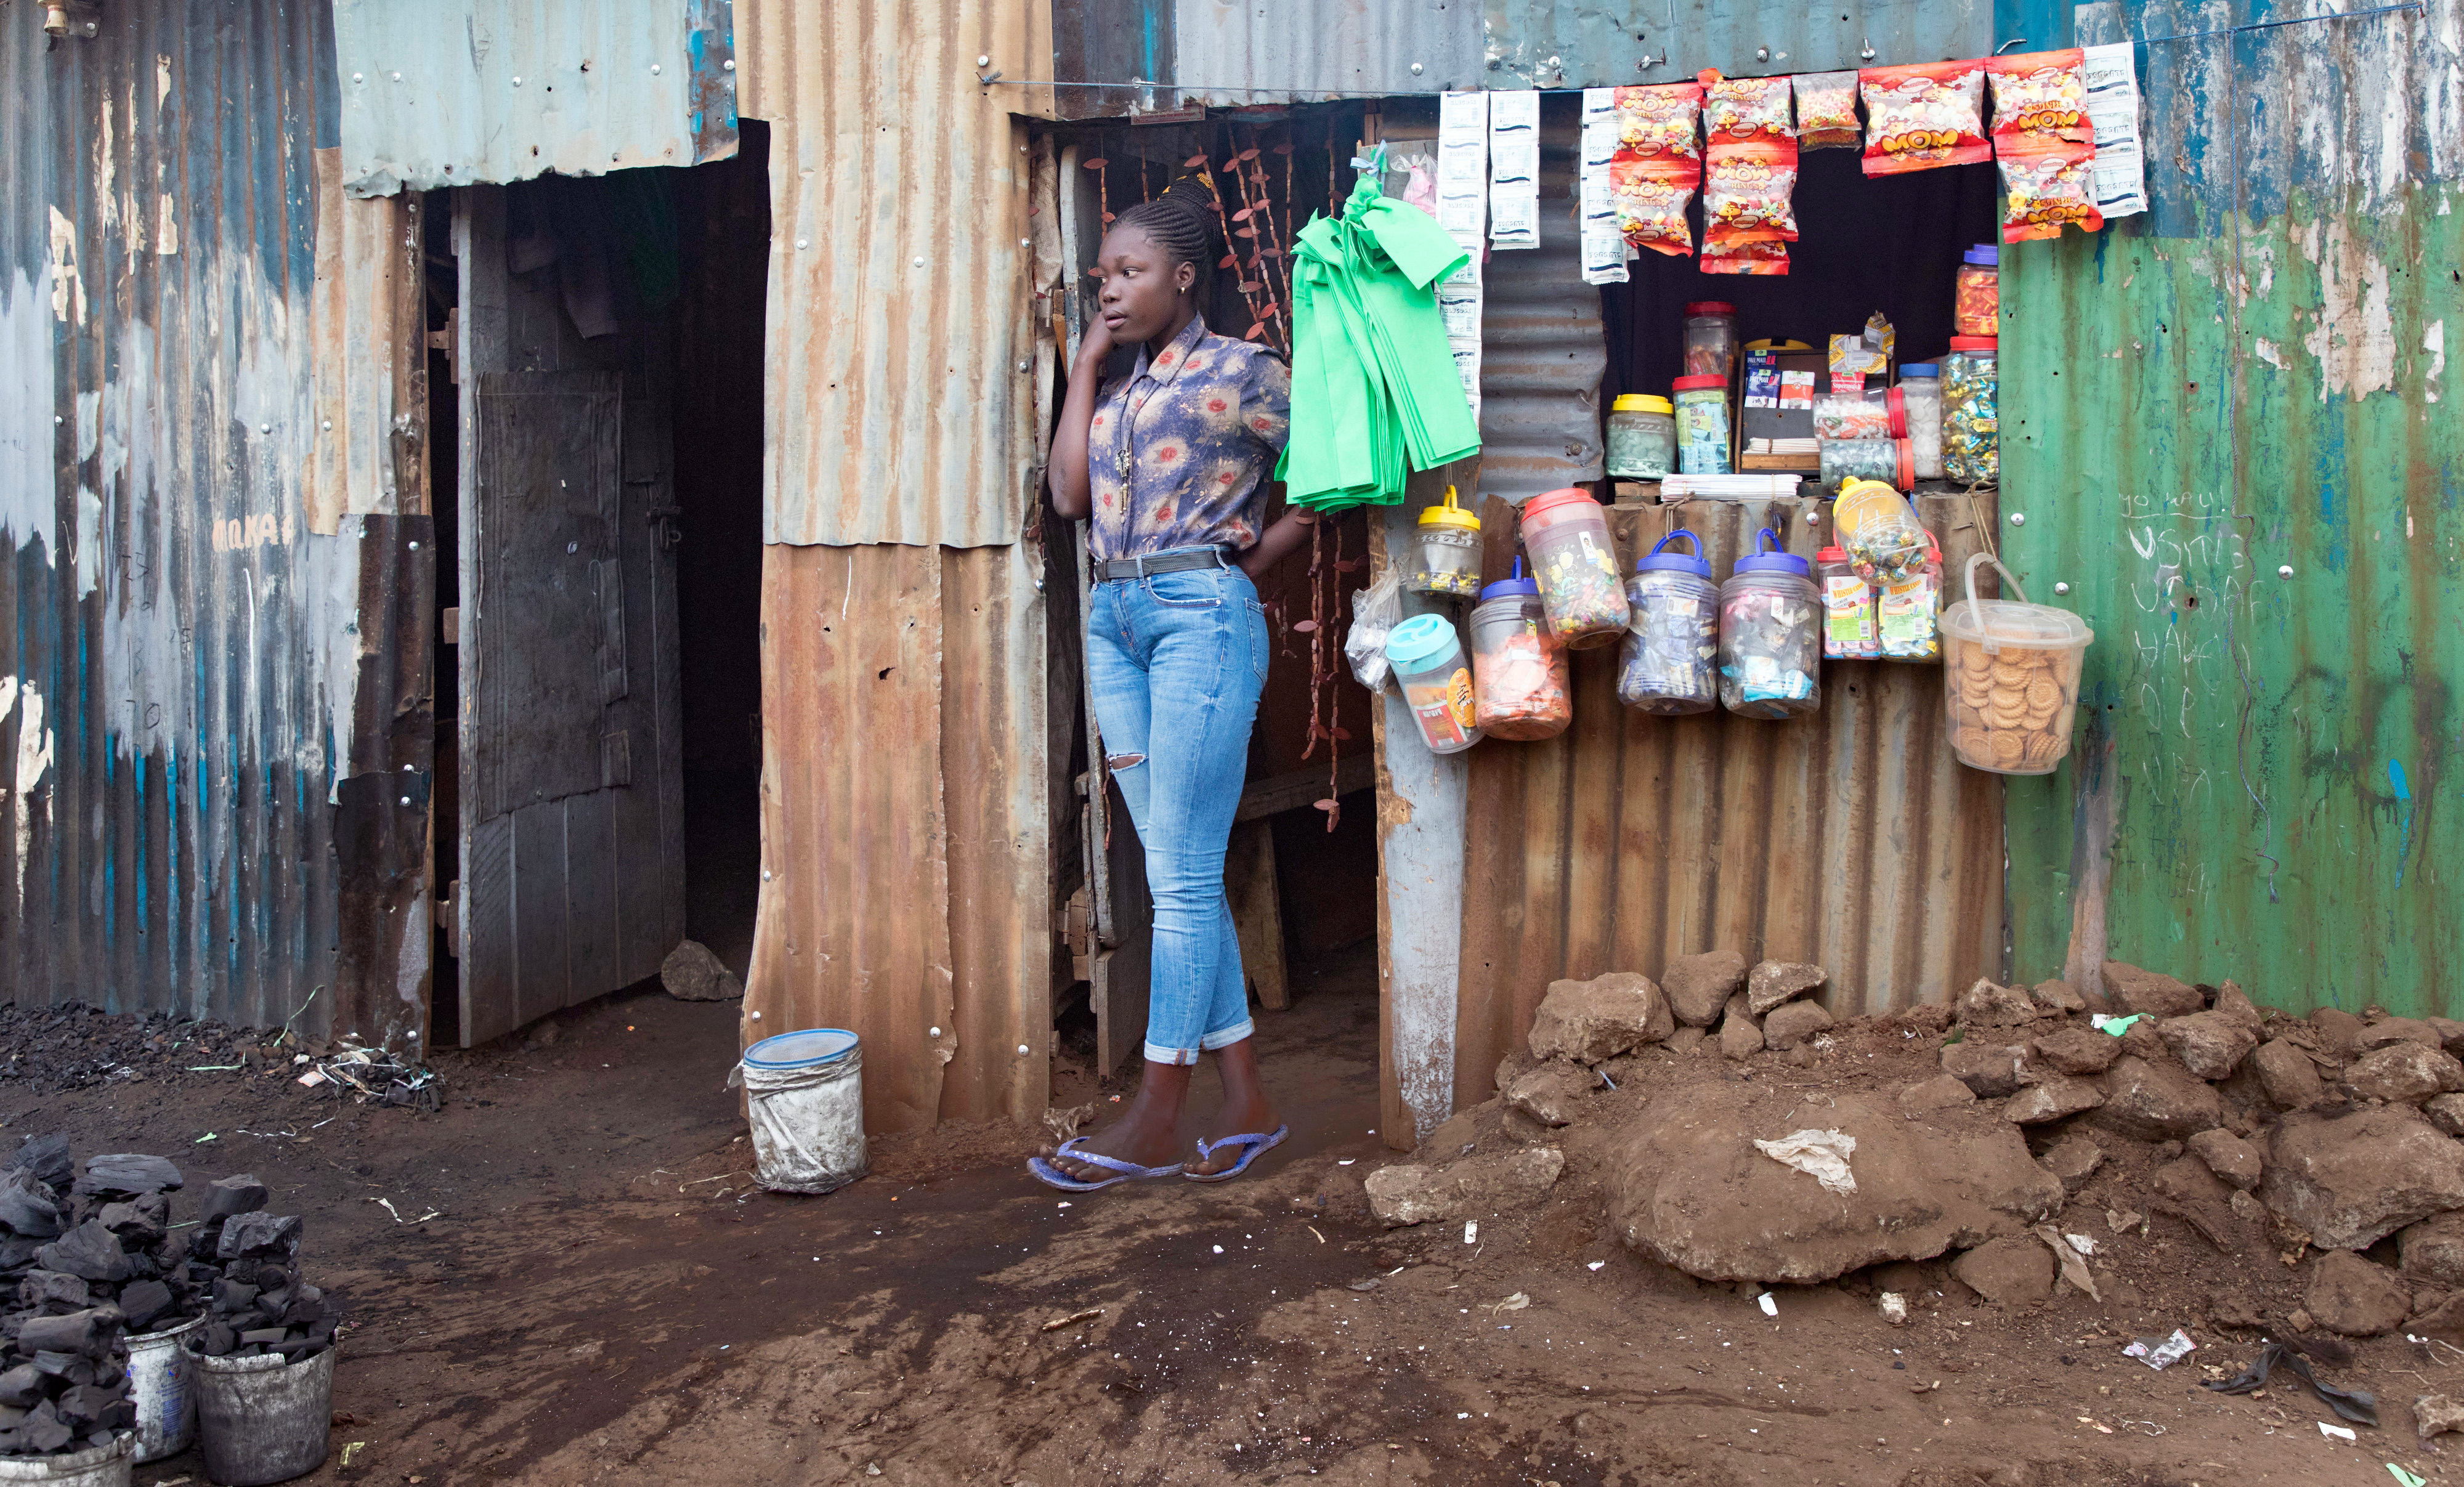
[739,0,1039,548]
[1451,495,2006,1104]
[330,0,739,197]
[2001,0,2464,1016]
[1480,0,1996,90]
[0,3,429,1043]
[304,150,423,537]
[1160,0,1483,105]
[745,542,1050,1134]
[1475,105,1604,503]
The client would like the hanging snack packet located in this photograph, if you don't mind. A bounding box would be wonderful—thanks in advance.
[1703,137,1800,244]
[1700,70,1794,141]
[1611,154,1700,256]
[1794,71,1862,149]
[1614,83,1704,160]
[1986,49,2093,145]
[1997,133,2105,241]
[1701,240,1790,275]
[1860,60,1990,175]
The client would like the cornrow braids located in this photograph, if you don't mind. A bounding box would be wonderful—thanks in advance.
[1108,185,1218,282]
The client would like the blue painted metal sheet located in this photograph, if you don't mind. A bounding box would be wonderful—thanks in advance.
[0,2,431,1042]
[331,0,739,197]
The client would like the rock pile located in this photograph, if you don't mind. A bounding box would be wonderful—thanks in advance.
[1363,957,2464,1347]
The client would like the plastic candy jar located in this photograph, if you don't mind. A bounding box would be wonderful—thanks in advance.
[1817,545,1879,660]
[1618,531,1720,714]
[1944,337,1999,486]
[1954,244,2000,338]
[1605,395,1677,480]
[1718,529,1821,719]
[1818,438,1909,493]
[1406,485,1483,599]
[1385,614,1481,754]
[1943,552,2094,774]
[1898,363,1943,480]
[1877,528,1944,662]
[1833,477,1930,582]
[1672,376,1732,476]
[1469,561,1571,740]
[1518,487,1629,649]
[1682,301,1739,379]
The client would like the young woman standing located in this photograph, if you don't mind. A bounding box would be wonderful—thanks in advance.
[1034,190,1320,1188]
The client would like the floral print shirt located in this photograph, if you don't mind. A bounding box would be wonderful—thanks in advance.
[1087,315,1292,561]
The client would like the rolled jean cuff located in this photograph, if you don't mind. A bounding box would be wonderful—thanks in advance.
[1143,1021,1253,1066]
[1143,1042,1202,1067]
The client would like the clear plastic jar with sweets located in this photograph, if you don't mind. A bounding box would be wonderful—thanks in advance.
[1954,244,2000,338]
[1518,488,1631,649]
[1673,376,1732,476]
[1718,529,1822,719]
[1618,532,1720,714]
[1945,337,1999,486]
[1898,364,1944,480]
[1605,394,1677,480]
[1469,573,1572,740]
[1682,301,1738,379]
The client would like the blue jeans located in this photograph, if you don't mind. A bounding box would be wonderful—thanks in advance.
[1085,556,1268,1065]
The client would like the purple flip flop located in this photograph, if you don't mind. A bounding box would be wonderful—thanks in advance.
[1183,1125,1290,1183]
[1027,1137,1184,1193]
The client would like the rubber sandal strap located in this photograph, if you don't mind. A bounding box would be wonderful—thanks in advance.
[1050,1137,1182,1179]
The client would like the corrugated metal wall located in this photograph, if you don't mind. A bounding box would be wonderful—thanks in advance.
[0,2,430,1042]
[740,0,1040,548]
[2000,0,2464,1016]
[736,0,1053,1132]
[1051,0,1482,117]
[330,0,739,197]
[1452,496,2006,1101]
[1480,0,1998,89]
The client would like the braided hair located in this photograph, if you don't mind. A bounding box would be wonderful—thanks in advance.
[1108,185,1218,307]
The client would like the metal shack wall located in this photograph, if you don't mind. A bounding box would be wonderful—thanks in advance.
[737,0,1053,1133]
[0,4,431,1041]
[2000,0,2464,1016]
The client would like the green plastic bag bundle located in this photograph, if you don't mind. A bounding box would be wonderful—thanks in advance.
[1278,165,1483,510]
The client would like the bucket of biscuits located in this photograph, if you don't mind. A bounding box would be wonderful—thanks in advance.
[1942,551,2093,775]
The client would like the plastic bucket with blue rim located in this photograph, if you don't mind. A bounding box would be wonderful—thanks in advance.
[730,1029,867,1194]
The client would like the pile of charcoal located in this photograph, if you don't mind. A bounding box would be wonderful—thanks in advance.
[0,1137,337,1457]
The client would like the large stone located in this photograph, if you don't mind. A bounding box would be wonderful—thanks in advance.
[2158,1012,2259,1080]
[0,1169,62,1240]
[2035,1026,2122,1076]
[2102,962,2204,1018]
[2402,1212,2464,1287]
[1719,994,1764,1061]
[73,1154,182,1199]
[1762,1000,1834,1051]
[2251,1040,2331,1111]
[2187,1128,2264,1191]
[9,1135,71,1191]
[2343,1042,2464,1104]
[1940,1041,2032,1098]
[2117,1017,2171,1063]
[2095,1056,2226,1141]
[2430,1094,2464,1138]
[2031,979,2087,1015]
[1949,1233,2054,1307]
[1899,1075,1979,1115]
[1528,974,1674,1065]
[2211,981,2267,1034]
[1662,950,1747,1028]
[33,1220,130,1283]
[2152,1154,2236,1208]
[1364,1148,1565,1226]
[2418,1393,2464,1444]
[2262,1106,2464,1249]
[2303,1250,2412,1337]
[2040,1134,2105,1193]
[2430,1018,2464,1055]
[1502,1064,1594,1128]
[1956,979,2045,1028]
[1607,1088,2063,1284]
[2312,1007,2367,1058]
[660,939,744,1002]
[2003,1075,2105,1125]
[2357,1017,2445,1052]
[1745,962,1827,1016]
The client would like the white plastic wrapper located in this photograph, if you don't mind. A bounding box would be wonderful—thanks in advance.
[1346,571,1404,695]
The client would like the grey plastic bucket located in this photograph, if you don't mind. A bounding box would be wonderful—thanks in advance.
[732,1028,867,1194]
[0,1433,133,1485]
[193,1347,334,1486]
[127,1314,204,1462]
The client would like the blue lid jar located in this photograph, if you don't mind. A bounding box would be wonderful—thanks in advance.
[1730,527,1811,578]
[1637,530,1712,578]
[1385,614,1464,673]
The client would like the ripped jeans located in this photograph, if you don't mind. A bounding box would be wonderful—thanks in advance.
[1085,555,1268,1065]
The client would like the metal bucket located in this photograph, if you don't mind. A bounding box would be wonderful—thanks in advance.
[193,1347,334,1486]
[0,1433,134,1486]
[126,1315,204,1462]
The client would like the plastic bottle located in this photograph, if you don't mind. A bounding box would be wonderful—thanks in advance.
[1682,301,1740,379]
[1385,614,1481,754]
[1944,337,1999,486]
[1605,395,1677,480]
[1898,363,1944,480]
[1518,487,1630,649]
[1406,485,1483,599]
[1469,561,1572,740]
[1833,477,1930,583]
[1672,376,1732,476]
[1618,531,1720,714]
[1954,245,2000,338]
[1717,529,1822,719]
[1817,546,1879,660]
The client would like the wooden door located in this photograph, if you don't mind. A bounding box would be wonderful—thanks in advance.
[453,187,687,1045]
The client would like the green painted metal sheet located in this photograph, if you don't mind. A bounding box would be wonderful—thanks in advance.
[2003,193,2463,1015]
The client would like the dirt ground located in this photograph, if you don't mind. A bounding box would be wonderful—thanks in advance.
[1,952,2453,1486]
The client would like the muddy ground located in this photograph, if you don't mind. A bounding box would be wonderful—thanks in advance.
[0,950,2450,1485]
